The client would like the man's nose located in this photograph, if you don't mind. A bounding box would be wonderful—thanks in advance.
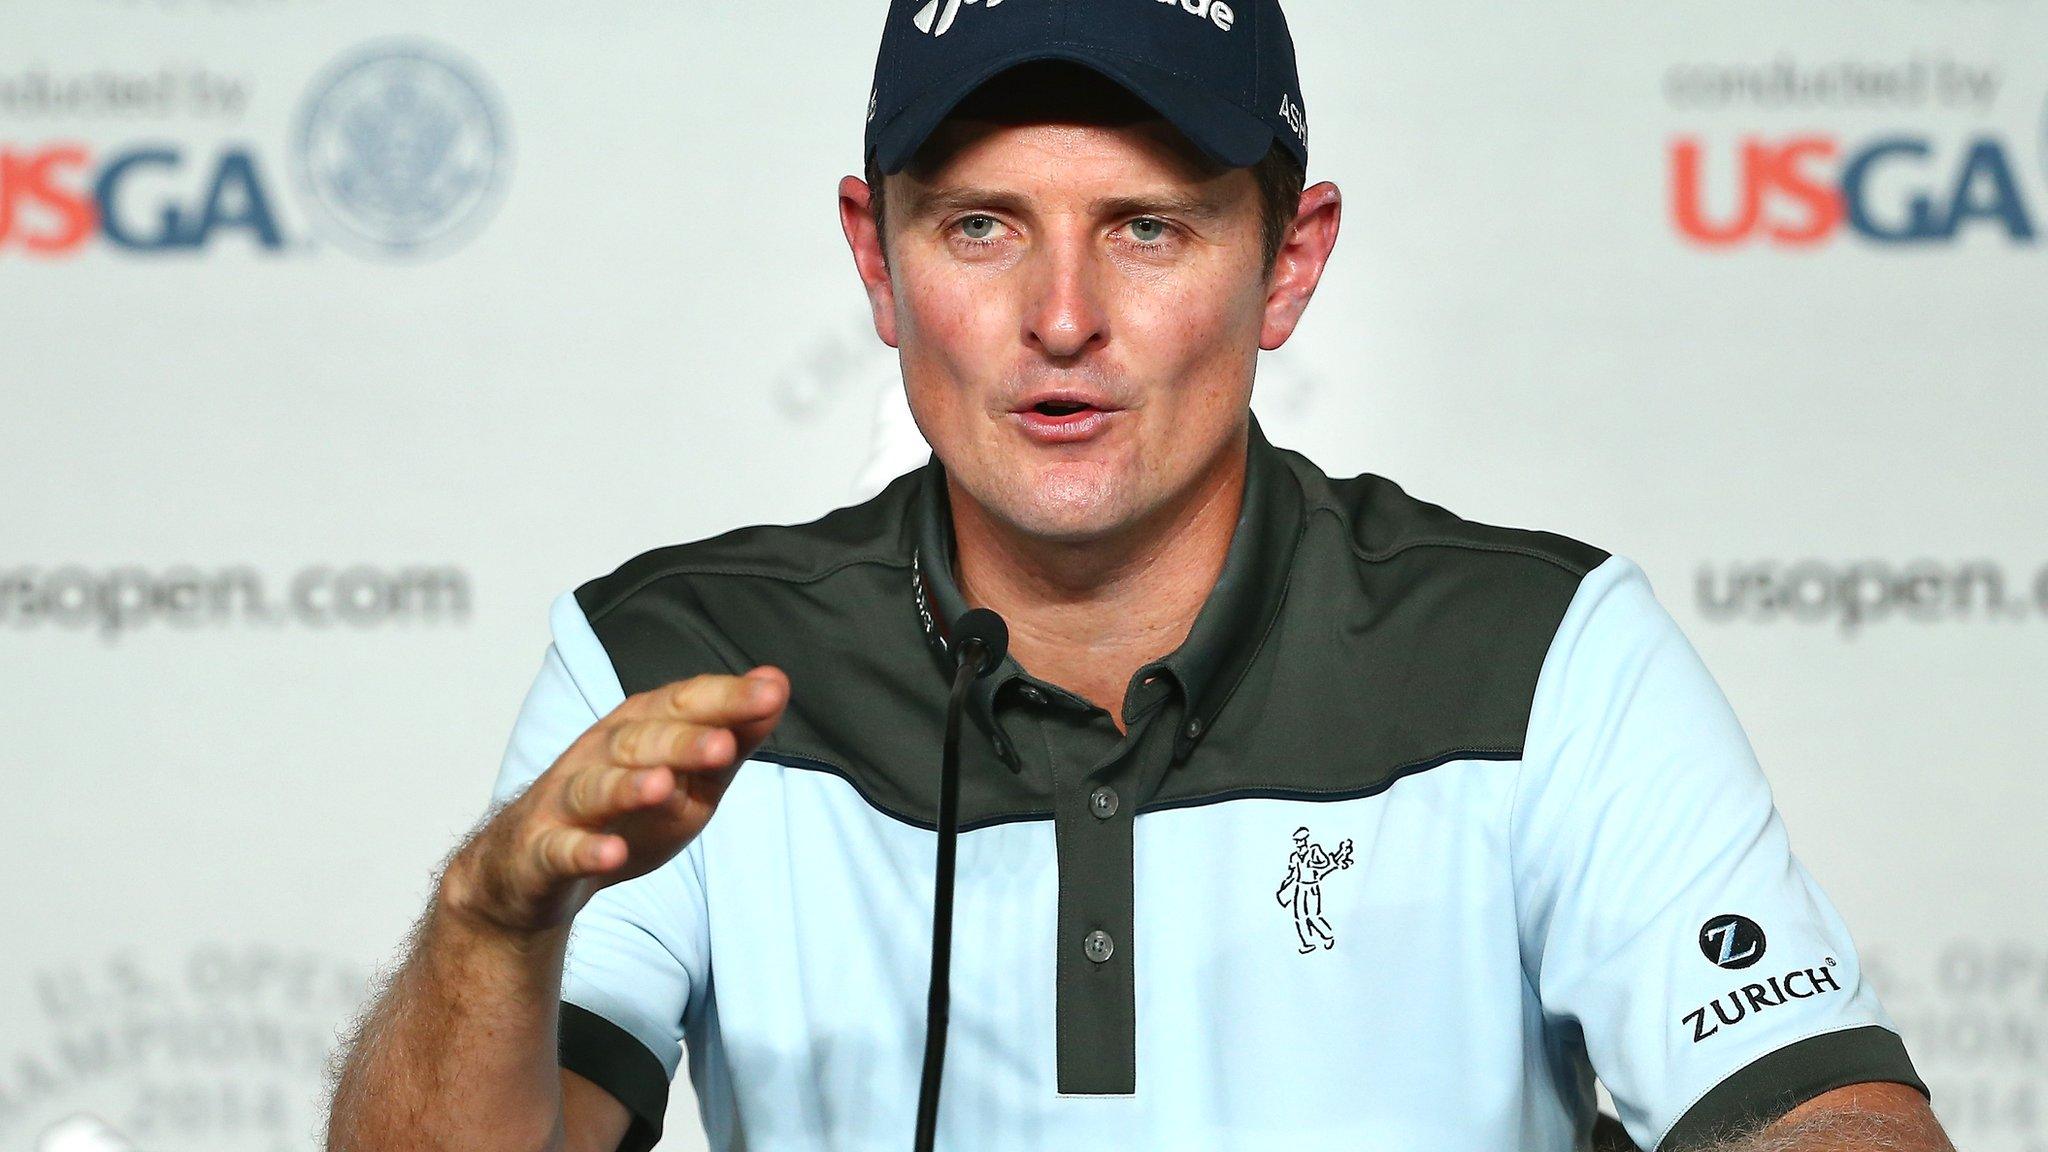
[1022,233,1108,360]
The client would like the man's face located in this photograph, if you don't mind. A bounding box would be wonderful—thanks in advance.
[845,106,1278,545]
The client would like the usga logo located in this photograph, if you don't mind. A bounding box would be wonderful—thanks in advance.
[0,145,283,252]
[1670,132,2038,247]
[0,39,505,260]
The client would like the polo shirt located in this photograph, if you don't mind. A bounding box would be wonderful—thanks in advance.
[486,415,1926,1152]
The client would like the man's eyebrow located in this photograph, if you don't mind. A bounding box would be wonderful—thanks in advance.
[900,186,1032,220]
[900,185,1231,222]
[1091,192,1229,222]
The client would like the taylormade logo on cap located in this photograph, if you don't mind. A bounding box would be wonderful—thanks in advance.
[1158,0,1236,32]
[913,0,1235,38]
[913,0,1004,37]
[867,0,1310,176]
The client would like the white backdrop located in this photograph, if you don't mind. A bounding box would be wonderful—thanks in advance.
[3,1,2044,1149]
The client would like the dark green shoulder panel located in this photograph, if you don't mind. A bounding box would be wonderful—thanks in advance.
[1297,450,1609,577]
[1147,451,1613,810]
[565,444,1617,825]
[572,466,926,626]
[567,465,1042,828]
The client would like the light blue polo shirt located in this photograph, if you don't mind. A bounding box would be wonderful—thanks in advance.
[487,431,1925,1151]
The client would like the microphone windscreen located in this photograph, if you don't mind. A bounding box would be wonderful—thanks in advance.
[953,607,1009,676]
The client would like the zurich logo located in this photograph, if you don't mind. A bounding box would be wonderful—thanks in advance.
[1698,914,1767,970]
[291,39,510,259]
[914,0,1005,37]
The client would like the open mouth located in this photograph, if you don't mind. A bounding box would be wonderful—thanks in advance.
[1012,396,1119,443]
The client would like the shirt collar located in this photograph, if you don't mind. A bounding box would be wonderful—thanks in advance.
[909,413,1304,761]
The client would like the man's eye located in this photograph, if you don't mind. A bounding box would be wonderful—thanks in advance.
[958,215,999,241]
[1127,218,1169,244]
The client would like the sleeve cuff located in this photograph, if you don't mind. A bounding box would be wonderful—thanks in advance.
[559,1001,672,1152]
[1659,1024,1929,1151]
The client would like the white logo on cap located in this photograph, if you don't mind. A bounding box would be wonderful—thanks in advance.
[1279,91,1307,143]
[913,0,1004,37]
[1156,0,1235,32]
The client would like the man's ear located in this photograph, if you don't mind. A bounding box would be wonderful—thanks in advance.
[1259,180,1342,351]
[838,175,900,348]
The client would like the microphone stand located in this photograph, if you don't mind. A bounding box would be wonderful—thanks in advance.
[913,609,1006,1152]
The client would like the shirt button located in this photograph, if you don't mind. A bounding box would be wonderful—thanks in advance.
[1089,785,1119,819]
[1018,684,1046,705]
[1185,716,1205,739]
[1083,929,1115,963]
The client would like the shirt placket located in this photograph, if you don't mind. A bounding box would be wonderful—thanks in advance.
[1010,685,1185,1096]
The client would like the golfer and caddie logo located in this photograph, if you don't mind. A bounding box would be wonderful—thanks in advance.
[1276,826,1354,953]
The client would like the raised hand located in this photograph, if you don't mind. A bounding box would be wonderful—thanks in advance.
[442,666,791,937]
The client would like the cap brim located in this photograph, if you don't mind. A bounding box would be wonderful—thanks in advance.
[870,45,1275,175]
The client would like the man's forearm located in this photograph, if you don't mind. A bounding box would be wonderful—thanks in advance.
[324,865,574,1152]
[1683,1091,1954,1152]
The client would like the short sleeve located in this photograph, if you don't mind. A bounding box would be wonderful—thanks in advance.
[489,588,712,1152]
[1511,555,1927,1151]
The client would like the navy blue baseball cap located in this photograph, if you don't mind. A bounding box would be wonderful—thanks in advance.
[863,0,1309,176]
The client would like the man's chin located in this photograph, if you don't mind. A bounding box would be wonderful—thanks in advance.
[994,491,1139,546]
[953,453,1143,543]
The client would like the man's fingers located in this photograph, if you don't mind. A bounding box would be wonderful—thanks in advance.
[562,763,675,825]
[727,666,790,760]
[603,668,788,769]
[605,718,734,770]
[532,825,626,879]
[635,669,790,728]
[459,669,793,936]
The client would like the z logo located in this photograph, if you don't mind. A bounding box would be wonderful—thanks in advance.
[1698,914,1766,970]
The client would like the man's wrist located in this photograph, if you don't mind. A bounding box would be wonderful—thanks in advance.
[433,851,579,959]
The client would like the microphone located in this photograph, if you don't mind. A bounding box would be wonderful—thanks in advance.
[951,607,1009,676]
[913,607,1008,1152]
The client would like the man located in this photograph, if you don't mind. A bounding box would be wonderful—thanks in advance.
[324,2,1954,1150]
